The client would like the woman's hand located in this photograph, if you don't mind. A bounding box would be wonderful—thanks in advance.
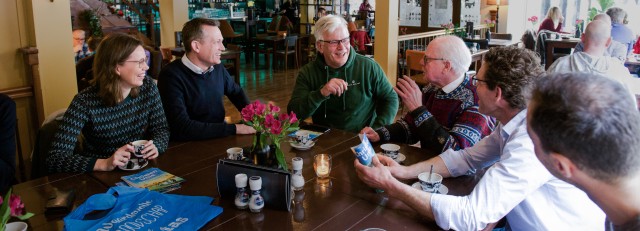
[140,140,159,160]
[95,144,134,171]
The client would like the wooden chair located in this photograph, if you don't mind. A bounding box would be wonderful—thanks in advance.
[463,37,489,49]
[274,36,299,70]
[405,49,428,86]
[490,33,513,40]
[219,20,244,45]
[301,35,316,64]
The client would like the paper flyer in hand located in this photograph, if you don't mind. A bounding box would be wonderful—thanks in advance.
[351,134,375,166]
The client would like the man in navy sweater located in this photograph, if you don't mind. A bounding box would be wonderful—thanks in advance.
[158,18,256,141]
[0,93,16,194]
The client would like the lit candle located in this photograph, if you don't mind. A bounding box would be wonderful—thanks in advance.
[314,154,332,178]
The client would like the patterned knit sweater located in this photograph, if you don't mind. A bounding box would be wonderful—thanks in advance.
[48,77,169,173]
[376,76,496,154]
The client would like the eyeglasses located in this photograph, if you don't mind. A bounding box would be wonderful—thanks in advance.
[124,58,148,68]
[73,37,85,41]
[319,37,350,48]
[470,74,490,86]
[423,56,446,64]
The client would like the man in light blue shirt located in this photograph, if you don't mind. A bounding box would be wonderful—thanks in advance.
[606,7,635,55]
[354,46,605,230]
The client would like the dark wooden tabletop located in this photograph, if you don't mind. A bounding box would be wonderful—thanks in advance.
[14,128,482,230]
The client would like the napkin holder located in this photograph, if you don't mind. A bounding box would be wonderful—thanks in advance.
[217,159,292,211]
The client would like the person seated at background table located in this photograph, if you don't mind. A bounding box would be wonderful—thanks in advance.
[359,0,373,12]
[528,72,640,231]
[574,14,627,62]
[606,7,635,55]
[48,33,169,173]
[317,7,327,19]
[538,6,566,34]
[0,94,16,194]
[287,15,398,133]
[548,20,640,96]
[361,36,495,154]
[76,36,103,92]
[354,46,605,230]
[158,18,255,141]
[72,29,91,63]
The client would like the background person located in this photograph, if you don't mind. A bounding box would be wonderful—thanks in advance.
[72,29,91,63]
[48,33,169,173]
[0,94,16,194]
[538,6,565,33]
[606,7,636,55]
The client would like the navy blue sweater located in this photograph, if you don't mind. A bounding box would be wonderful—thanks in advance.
[157,59,250,141]
[0,94,16,194]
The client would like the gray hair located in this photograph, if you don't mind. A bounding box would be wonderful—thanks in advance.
[529,72,640,182]
[606,7,626,24]
[429,36,471,77]
[314,14,348,41]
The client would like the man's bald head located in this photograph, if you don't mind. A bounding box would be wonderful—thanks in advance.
[592,13,612,25]
[584,20,611,45]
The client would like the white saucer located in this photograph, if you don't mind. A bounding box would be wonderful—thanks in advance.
[411,182,448,195]
[376,152,406,163]
[118,158,148,171]
[289,141,315,150]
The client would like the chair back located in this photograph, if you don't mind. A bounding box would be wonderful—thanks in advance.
[521,29,536,51]
[463,37,488,49]
[219,20,237,38]
[490,33,513,40]
[350,31,371,52]
[285,36,298,48]
[147,49,163,80]
[405,50,424,75]
[267,16,292,34]
[31,109,70,178]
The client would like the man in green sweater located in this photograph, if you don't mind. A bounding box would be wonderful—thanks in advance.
[287,15,398,133]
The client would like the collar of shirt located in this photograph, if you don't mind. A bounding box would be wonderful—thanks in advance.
[181,55,214,74]
[500,109,527,140]
[441,75,465,93]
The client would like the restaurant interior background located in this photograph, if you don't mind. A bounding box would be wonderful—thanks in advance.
[1,0,639,181]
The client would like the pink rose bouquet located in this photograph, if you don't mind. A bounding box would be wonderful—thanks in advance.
[1,189,33,230]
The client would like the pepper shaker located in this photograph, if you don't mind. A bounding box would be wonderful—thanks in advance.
[249,176,264,213]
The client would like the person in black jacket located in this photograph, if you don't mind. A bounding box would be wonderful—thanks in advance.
[0,93,16,194]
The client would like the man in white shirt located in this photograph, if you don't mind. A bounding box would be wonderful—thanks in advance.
[528,73,640,231]
[354,46,605,230]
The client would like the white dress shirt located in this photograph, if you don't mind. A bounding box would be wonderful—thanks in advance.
[431,110,605,231]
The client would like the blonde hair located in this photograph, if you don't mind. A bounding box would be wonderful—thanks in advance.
[545,7,561,21]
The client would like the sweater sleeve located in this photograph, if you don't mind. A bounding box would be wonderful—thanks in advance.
[145,80,170,153]
[287,69,329,119]
[158,66,237,141]
[371,66,399,128]
[0,94,16,193]
[47,95,98,173]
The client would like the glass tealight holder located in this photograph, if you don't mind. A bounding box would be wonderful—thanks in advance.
[313,154,331,179]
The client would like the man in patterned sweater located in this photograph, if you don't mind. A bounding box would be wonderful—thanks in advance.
[362,36,495,154]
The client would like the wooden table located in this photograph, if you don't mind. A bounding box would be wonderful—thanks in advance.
[488,39,520,47]
[170,47,242,83]
[545,38,580,69]
[15,128,482,230]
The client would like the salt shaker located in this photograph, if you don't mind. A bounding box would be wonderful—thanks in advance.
[234,173,250,209]
[292,157,305,191]
[249,176,264,213]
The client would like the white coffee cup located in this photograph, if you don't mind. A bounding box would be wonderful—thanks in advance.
[226,147,244,160]
[295,130,311,145]
[380,143,400,160]
[128,140,148,168]
[418,172,443,193]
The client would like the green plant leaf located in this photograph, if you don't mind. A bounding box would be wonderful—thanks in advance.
[17,212,34,220]
[274,143,288,171]
[1,188,12,229]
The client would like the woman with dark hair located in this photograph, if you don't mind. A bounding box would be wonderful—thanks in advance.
[48,33,169,173]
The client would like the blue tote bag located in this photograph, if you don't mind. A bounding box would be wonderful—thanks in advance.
[64,186,222,230]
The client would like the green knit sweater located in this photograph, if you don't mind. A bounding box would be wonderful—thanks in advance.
[48,77,169,173]
[287,47,399,133]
